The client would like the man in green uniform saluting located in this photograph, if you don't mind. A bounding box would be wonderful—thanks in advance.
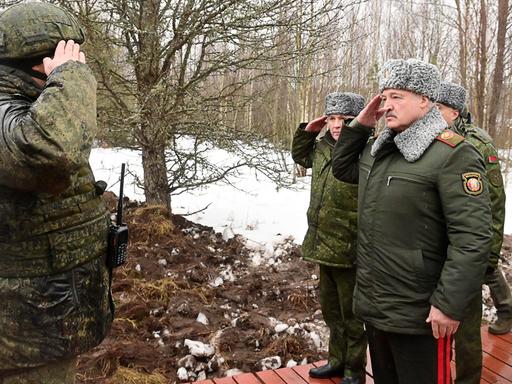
[292,92,367,384]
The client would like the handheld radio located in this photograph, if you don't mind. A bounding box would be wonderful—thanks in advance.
[107,163,129,268]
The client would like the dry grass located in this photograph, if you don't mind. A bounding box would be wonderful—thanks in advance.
[133,278,212,305]
[127,205,174,244]
[106,367,167,384]
[287,291,310,310]
[265,334,306,358]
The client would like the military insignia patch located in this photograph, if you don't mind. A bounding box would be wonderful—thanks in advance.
[436,129,464,147]
[488,155,498,164]
[440,131,454,140]
[462,172,483,195]
[488,168,503,187]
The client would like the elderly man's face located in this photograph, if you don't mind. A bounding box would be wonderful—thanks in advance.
[380,89,430,132]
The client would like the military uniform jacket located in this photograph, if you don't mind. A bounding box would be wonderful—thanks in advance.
[292,124,358,268]
[332,107,492,334]
[0,62,113,368]
[452,117,505,268]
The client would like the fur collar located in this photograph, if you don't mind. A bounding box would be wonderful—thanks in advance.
[371,107,447,162]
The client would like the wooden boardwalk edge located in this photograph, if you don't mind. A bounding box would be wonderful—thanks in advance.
[194,326,511,384]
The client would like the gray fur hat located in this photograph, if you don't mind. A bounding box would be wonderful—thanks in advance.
[437,81,467,112]
[379,59,440,101]
[324,92,365,116]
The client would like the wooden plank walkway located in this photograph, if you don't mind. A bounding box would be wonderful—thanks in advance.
[195,325,512,384]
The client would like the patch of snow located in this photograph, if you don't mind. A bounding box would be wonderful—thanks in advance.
[184,339,215,358]
[225,369,244,377]
[196,312,209,325]
[259,356,282,370]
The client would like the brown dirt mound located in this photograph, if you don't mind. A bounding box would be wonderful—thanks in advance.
[77,203,321,383]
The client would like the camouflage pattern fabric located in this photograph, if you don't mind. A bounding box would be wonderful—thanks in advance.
[292,124,366,377]
[319,266,367,378]
[0,3,84,60]
[0,357,76,384]
[0,60,113,368]
[485,268,512,320]
[451,116,505,268]
[450,116,508,383]
[291,125,358,267]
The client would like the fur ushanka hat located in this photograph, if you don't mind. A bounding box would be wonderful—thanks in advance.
[324,92,365,116]
[436,81,467,112]
[379,59,440,101]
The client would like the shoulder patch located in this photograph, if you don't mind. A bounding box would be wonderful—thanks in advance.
[436,129,465,148]
[462,172,483,196]
[488,168,503,187]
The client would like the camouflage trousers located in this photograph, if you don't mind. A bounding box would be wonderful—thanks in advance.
[485,267,512,319]
[454,293,482,384]
[0,358,76,384]
[319,265,367,377]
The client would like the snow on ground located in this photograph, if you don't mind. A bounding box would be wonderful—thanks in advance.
[90,148,311,246]
[90,147,512,244]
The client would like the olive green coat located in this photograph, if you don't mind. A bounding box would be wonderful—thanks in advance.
[292,124,358,268]
[452,116,505,268]
[0,62,113,368]
[332,108,492,334]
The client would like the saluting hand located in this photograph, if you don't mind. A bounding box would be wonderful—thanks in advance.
[426,305,460,339]
[43,40,86,75]
[305,115,327,133]
[355,94,386,128]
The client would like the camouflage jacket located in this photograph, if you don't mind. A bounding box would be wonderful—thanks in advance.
[0,62,113,368]
[292,124,358,268]
[451,116,505,268]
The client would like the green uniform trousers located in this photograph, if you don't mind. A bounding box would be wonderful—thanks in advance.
[0,358,76,384]
[486,268,512,320]
[319,265,367,377]
[454,293,482,384]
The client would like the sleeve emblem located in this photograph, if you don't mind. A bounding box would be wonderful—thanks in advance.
[488,155,498,164]
[488,168,503,187]
[462,172,483,196]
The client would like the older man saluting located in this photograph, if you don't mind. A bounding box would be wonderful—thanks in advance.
[332,59,492,384]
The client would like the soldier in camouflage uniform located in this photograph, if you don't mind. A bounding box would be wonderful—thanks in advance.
[292,92,367,384]
[436,81,511,384]
[0,3,113,383]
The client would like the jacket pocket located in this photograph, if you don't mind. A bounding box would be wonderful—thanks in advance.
[372,245,434,299]
[48,215,108,272]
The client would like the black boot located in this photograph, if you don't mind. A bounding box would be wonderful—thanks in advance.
[309,364,344,378]
[489,317,512,335]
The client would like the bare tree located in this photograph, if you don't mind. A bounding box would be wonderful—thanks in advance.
[487,0,509,137]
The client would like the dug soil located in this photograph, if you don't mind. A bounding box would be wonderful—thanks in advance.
[76,199,512,384]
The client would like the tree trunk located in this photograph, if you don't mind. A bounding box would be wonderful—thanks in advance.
[141,143,171,213]
[454,0,467,87]
[475,0,488,128]
[486,0,508,138]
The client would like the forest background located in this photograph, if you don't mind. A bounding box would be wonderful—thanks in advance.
[1,0,511,210]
